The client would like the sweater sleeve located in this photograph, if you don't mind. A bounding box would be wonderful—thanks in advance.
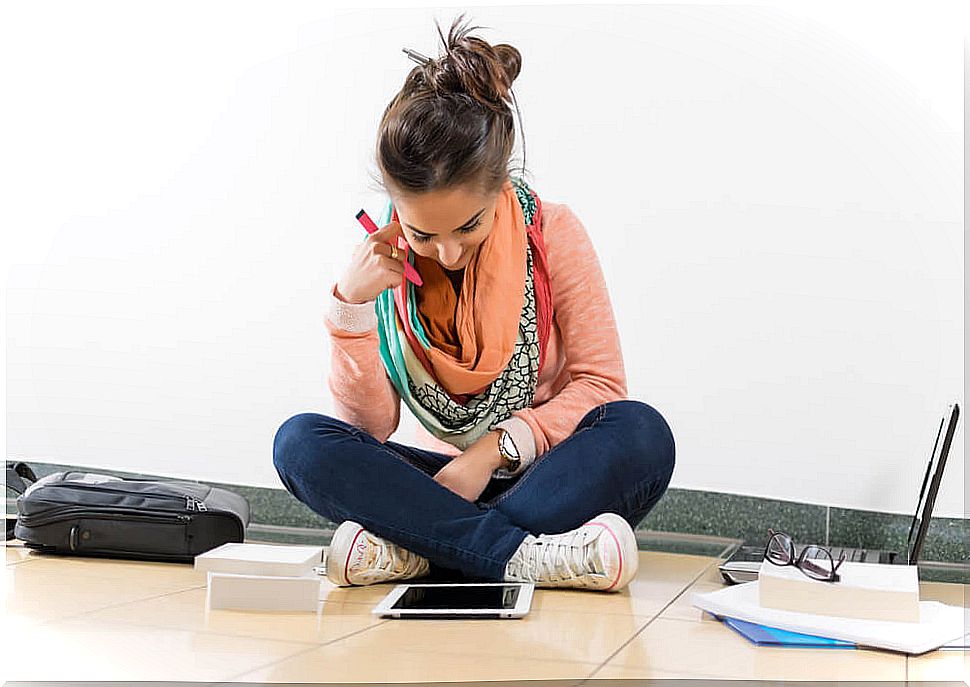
[510,204,629,457]
[324,283,401,442]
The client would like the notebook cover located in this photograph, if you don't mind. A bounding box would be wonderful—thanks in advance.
[714,614,855,648]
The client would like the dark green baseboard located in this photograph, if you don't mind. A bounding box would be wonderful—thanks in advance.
[7,461,968,574]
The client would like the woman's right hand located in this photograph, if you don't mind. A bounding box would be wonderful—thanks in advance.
[335,221,408,304]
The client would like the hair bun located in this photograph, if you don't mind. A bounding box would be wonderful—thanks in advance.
[422,14,522,115]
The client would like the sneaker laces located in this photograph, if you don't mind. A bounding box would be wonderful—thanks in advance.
[360,533,419,582]
[508,528,604,584]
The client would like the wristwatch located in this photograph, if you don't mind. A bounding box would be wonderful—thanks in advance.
[495,427,521,474]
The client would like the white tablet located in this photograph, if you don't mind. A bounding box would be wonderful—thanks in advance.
[372,582,534,619]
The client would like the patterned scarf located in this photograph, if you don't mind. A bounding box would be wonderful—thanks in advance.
[375,176,553,450]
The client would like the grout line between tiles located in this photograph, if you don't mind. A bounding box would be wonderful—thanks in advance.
[215,617,397,684]
[24,584,208,628]
[579,555,728,684]
[75,605,393,650]
[40,581,395,648]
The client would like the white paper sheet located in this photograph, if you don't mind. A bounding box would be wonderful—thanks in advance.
[692,581,967,654]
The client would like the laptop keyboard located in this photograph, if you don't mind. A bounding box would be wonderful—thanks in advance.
[826,547,893,564]
[726,545,898,565]
[829,547,864,562]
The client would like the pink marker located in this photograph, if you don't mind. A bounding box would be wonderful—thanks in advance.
[355,208,423,287]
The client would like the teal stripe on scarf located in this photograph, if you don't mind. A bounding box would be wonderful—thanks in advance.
[375,200,406,401]
[375,287,407,400]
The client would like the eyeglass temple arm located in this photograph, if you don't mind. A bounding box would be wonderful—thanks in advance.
[797,548,845,581]
[798,557,830,578]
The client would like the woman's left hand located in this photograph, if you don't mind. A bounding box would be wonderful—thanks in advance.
[433,431,503,502]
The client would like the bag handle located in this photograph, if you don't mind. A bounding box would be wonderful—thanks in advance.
[6,461,38,495]
[5,461,38,540]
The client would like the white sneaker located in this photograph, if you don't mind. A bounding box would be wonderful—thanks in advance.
[326,520,431,586]
[503,512,639,592]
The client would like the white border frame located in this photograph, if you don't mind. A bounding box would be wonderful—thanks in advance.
[371,582,535,619]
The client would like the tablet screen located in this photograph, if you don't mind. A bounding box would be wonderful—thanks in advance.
[391,584,521,610]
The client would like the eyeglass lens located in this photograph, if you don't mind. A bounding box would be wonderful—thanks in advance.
[798,545,837,580]
[766,531,794,564]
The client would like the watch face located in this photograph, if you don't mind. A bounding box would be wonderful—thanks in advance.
[500,431,519,459]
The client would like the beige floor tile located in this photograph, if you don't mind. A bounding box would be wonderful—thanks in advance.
[246,609,647,665]
[590,664,730,680]
[658,581,725,622]
[231,641,600,683]
[905,581,969,682]
[653,560,732,622]
[635,551,724,586]
[920,580,968,607]
[601,617,907,680]
[692,559,734,585]
[5,615,317,682]
[5,553,206,626]
[5,542,35,565]
[530,551,719,617]
[319,577,404,606]
[906,649,970,682]
[76,585,389,643]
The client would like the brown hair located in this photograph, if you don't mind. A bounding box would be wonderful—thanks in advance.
[369,13,529,201]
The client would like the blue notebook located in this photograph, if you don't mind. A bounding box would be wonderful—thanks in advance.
[712,614,856,648]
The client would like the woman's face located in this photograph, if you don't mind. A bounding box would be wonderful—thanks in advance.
[392,185,500,271]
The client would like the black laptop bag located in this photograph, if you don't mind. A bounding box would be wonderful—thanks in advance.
[6,461,250,562]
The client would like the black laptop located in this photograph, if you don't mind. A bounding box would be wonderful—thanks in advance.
[719,402,960,584]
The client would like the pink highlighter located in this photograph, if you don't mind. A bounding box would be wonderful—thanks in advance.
[355,208,423,287]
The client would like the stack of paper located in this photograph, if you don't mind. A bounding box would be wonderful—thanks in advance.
[692,581,967,654]
[195,542,325,612]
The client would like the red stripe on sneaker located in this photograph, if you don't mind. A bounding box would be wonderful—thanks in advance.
[587,521,623,591]
[344,527,365,585]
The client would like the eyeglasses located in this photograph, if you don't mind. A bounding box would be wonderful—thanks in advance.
[763,528,846,583]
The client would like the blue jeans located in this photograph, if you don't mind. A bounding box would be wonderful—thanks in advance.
[272,399,675,582]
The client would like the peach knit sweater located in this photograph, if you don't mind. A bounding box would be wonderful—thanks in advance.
[324,201,628,467]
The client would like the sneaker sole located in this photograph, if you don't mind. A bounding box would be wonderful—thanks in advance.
[584,512,639,592]
[327,520,367,586]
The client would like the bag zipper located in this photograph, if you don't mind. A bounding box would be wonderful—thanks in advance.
[36,481,208,509]
[17,505,194,528]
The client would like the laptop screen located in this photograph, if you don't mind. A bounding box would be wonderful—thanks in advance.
[905,403,960,564]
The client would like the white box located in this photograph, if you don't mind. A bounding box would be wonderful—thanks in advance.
[759,559,920,622]
[194,542,324,578]
[206,571,321,612]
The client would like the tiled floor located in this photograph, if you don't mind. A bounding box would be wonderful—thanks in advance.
[4,538,968,683]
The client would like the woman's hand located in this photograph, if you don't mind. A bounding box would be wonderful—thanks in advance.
[433,431,504,502]
[335,221,408,304]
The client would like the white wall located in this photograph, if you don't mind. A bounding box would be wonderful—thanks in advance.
[4,2,965,517]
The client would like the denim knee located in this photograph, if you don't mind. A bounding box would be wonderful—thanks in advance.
[606,400,676,485]
[272,412,349,483]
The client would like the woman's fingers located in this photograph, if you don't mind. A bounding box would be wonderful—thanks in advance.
[378,254,405,274]
[371,241,405,269]
[369,220,405,243]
